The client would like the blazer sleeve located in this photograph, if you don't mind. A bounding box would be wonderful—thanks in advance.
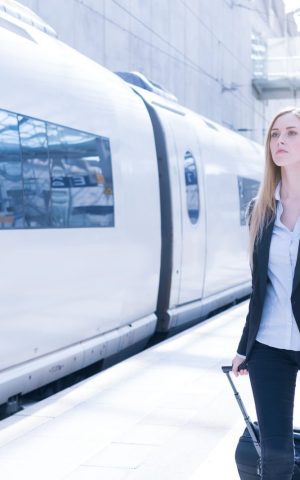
[236,198,256,356]
[237,309,251,356]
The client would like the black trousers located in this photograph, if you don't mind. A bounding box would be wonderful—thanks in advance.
[248,340,300,480]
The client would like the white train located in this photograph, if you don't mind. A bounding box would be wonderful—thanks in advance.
[0,1,262,408]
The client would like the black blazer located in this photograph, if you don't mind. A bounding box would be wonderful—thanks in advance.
[237,201,300,361]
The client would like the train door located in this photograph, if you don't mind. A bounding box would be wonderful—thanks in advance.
[151,107,184,310]
[137,93,206,331]
[167,113,206,306]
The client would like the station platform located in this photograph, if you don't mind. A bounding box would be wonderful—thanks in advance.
[1,301,300,480]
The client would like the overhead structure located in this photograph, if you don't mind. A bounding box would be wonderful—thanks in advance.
[252,75,300,100]
[253,34,300,100]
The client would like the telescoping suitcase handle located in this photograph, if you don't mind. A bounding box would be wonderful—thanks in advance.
[221,365,261,458]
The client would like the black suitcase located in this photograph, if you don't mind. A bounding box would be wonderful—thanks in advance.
[222,365,300,479]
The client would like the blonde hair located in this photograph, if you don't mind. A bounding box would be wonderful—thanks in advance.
[248,106,300,271]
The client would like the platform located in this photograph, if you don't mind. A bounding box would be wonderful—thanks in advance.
[1,301,300,480]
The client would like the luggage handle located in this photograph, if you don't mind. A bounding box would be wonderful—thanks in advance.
[221,365,261,458]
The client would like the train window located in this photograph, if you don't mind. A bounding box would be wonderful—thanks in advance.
[47,124,114,228]
[237,176,260,225]
[0,107,114,229]
[18,116,51,227]
[184,151,199,224]
[0,111,24,228]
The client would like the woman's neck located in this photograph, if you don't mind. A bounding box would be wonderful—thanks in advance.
[280,168,300,202]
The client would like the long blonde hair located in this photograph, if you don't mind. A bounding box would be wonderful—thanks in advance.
[248,106,300,270]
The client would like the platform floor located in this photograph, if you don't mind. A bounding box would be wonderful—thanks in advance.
[1,301,300,480]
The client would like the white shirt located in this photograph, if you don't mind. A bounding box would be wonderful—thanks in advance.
[255,180,300,350]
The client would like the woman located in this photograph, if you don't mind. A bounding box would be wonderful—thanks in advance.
[232,106,300,479]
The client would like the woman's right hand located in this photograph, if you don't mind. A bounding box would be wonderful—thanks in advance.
[232,354,248,377]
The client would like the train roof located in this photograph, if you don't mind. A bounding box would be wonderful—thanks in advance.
[126,78,263,153]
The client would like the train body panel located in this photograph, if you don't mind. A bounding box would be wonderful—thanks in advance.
[190,113,263,297]
[0,11,161,374]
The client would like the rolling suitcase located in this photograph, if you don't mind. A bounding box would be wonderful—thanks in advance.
[222,365,300,479]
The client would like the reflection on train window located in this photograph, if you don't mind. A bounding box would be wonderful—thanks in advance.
[0,111,23,228]
[184,151,199,224]
[19,116,50,227]
[237,176,260,225]
[48,125,114,228]
[0,107,114,229]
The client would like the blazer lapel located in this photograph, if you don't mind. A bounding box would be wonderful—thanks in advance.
[257,215,276,300]
[292,240,300,294]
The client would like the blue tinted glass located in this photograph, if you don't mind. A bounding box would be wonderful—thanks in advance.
[0,108,115,230]
[184,151,199,224]
[18,116,50,227]
[47,124,114,228]
[0,111,24,228]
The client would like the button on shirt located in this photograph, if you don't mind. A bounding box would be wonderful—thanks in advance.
[256,181,300,350]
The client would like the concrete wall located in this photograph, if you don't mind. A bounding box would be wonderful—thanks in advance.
[16,0,290,143]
